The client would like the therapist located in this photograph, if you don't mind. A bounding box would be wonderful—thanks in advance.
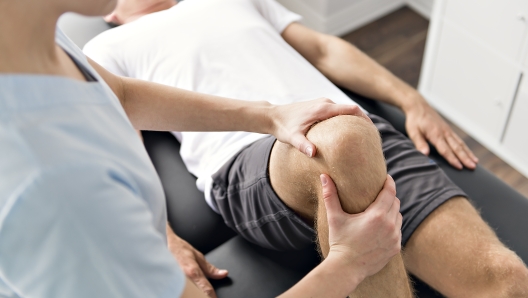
[0,0,402,297]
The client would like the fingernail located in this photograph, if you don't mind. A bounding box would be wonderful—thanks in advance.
[320,174,328,186]
[305,146,313,157]
[218,269,228,275]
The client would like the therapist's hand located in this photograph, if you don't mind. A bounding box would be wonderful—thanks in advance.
[270,98,370,158]
[321,174,402,283]
[166,224,227,298]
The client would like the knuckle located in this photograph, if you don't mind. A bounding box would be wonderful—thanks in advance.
[196,251,205,259]
[187,267,202,279]
[386,222,396,232]
[372,212,384,224]
[389,185,397,197]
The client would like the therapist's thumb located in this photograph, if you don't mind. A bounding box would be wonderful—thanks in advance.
[293,134,316,158]
[321,174,344,220]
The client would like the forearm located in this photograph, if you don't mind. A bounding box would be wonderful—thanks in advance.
[121,77,274,133]
[278,255,363,298]
[317,36,425,112]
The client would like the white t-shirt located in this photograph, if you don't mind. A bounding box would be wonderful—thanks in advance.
[84,0,360,212]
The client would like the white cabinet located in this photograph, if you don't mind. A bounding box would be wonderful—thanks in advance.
[444,0,528,60]
[430,22,520,139]
[420,0,528,177]
[503,77,528,167]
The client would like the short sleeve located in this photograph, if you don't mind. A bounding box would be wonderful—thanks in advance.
[0,163,185,298]
[253,0,302,33]
[84,36,128,77]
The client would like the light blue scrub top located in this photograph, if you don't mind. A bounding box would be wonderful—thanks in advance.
[0,29,185,297]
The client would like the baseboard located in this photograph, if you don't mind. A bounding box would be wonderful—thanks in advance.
[326,0,406,35]
[278,0,406,35]
[277,0,327,32]
[406,0,433,19]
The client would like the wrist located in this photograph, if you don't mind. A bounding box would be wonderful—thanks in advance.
[398,92,427,114]
[322,253,365,292]
[247,101,274,135]
[264,103,279,136]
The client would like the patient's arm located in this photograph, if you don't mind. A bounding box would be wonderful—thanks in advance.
[282,23,478,170]
[88,57,366,157]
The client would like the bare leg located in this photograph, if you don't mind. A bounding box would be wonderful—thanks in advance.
[270,115,413,297]
[404,197,528,297]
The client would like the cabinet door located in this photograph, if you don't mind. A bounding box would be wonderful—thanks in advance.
[429,22,521,140]
[444,0,528,61]
[503,75,528,167]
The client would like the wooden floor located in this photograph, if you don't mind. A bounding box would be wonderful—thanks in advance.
[341,6,528,198]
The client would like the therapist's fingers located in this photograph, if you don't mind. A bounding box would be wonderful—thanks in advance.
[364,175,397,214]
[321,174,345,223]
[292,133,316,158]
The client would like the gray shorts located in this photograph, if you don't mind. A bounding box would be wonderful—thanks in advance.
[211,115,467,251]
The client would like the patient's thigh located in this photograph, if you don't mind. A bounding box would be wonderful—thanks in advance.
[403,197,527,297]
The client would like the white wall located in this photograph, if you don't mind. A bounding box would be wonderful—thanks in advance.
[406,0,434,19]
[277,0,434,35]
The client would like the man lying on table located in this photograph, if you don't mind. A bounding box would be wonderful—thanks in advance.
[84,0,528,297]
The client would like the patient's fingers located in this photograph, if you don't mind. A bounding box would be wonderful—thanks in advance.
[445,132,476,169]
[408,126,430,156]
[191,251,227,298]
[194,250,228,279]
[183,260,216,298]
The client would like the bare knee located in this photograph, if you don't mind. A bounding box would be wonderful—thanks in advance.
[307,115,387,213]
[269,115,386,219]
[480,249,528,297]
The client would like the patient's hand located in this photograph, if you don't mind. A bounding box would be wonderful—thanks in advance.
[166,224,227,298]
[404,99,478,170]
[271,97,370,157]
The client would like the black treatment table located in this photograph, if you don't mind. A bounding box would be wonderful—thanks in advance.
[143,90,528,298]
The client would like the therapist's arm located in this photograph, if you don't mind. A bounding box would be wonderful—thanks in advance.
[88,57,368,157]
